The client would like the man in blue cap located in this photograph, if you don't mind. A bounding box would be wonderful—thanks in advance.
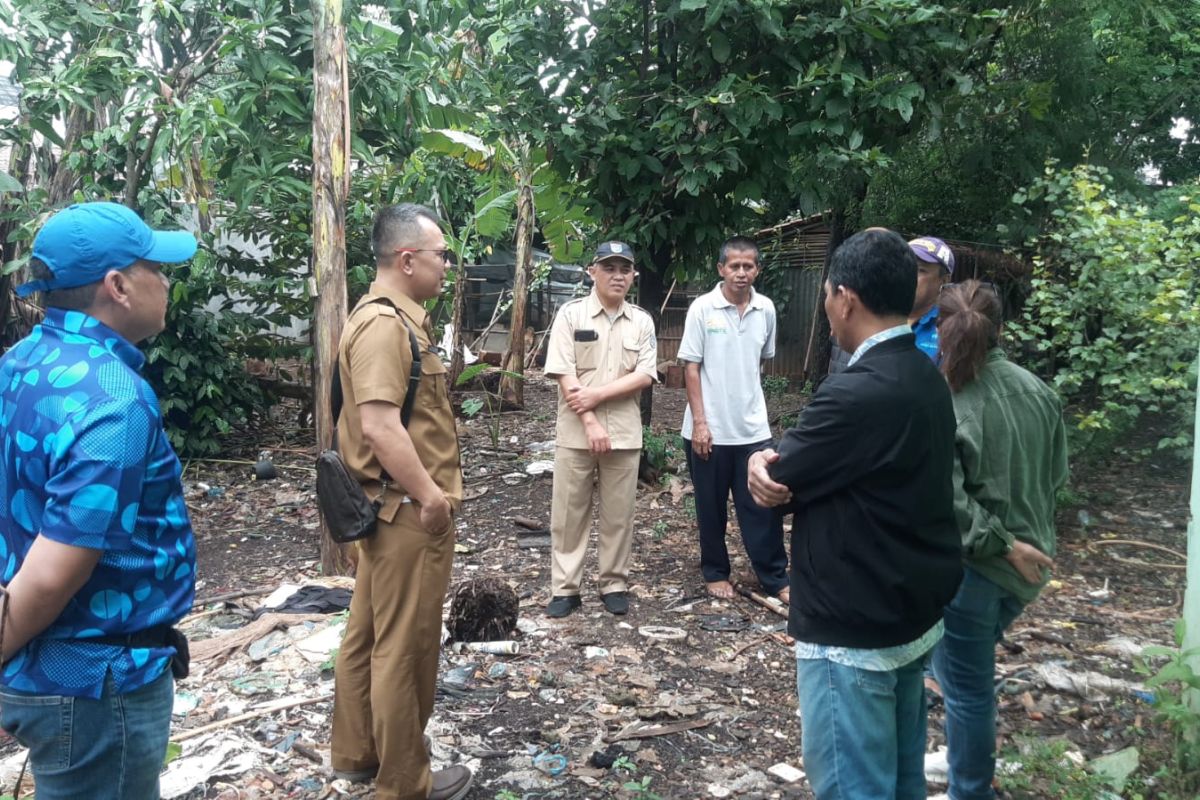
[0,201,198,800]
[906,235,955,362]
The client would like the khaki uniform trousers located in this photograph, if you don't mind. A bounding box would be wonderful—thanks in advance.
[331,504,455,800]
[550,446,640,596]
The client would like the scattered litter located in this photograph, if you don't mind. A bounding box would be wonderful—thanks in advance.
[173,691,199,716]
[699,614,749,632]
[1032,662,1145,701]
[768,762,805,783]
[585,646,610,659]
[708,784,732,797]
[247,630,290,662]
[452,640,521,655]
[487,663,510,679]
[638,626,687,641]
[533,751,568,776]
[1089,746,1140,792]
[230,671,283,697]
[525,460,555,476]
[516,530,552,548]
[525,440,555,453]
[292,621,346,663]
[501,472,527,485]
[444,666,475,690]
[924,745,948,783]
[160,734,271,799]
[1095,636,1145,660]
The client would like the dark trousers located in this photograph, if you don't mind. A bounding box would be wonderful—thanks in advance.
[685,439,788,594]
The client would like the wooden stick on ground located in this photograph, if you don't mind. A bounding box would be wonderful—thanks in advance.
[174,694,333,742]
[1088,538,1186,561]
[735,585,789,619]
[512,515,547,531]
[603,716,713,743]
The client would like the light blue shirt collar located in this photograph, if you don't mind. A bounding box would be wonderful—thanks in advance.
[847,324,911,367]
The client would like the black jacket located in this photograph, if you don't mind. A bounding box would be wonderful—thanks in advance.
[770,334,962,648]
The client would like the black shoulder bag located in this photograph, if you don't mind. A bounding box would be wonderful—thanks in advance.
[316,298,421,543]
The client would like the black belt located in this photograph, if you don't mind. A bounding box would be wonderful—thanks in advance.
[85,625,190,679]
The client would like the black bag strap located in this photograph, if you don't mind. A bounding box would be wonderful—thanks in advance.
[329,297,423,482]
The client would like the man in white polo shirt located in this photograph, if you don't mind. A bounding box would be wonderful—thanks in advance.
[678,235,789,603]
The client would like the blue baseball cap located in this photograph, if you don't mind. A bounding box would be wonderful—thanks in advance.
[908,236,955,275]
[18,202,198,297]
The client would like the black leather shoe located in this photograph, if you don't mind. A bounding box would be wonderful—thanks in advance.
[546,595,582,618]
[601,591,629,615]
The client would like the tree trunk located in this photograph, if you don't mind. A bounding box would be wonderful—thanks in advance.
[312,0,352,576]
[636,243,670,428]
[449,250,468,386]
[500,171,534,408]
[803,207,852,384]
[0,132,34,345]
[47,104,91,205]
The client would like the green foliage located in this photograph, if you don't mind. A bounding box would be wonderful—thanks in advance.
[1135,620,1200,795]
[163,741,183,767]
[761,374,790,399]
[141,249,267,456]
[1006,163,1200,454]
[997,737,1119,799]
[863,0,1200,242]
[651,519,669,541]
[621,774,663,800]
[493,791,521,800]
[641,427,682,474]
[455,364,522,448]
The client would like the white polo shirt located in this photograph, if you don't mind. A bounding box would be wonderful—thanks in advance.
[677,283,776,445]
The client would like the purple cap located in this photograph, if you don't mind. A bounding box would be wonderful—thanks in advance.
[908,236,954,275]
[19,202,197,297]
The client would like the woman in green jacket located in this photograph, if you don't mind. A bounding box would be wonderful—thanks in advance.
[932,281,1069,800]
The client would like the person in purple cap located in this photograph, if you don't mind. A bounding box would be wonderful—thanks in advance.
[0,202,197,800]
[907,235,955,362]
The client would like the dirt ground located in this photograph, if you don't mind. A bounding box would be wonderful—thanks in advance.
[0,373,1186,799]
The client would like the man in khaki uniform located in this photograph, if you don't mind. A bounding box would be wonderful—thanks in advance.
[543,240,658,618]
[330,204,471,800]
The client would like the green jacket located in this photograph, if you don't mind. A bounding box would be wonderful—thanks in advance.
[952,349,1069,603]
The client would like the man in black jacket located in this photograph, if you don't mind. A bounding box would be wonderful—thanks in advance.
[749,228,962,800]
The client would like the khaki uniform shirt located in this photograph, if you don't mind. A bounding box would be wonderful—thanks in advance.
[543,292,658,449]
[336,281,463,523]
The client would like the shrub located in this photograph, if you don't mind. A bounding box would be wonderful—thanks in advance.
[1005,163,1200,454]
[144,248,270,456]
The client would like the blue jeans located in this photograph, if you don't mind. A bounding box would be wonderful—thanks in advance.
[931,567,1026,800]
[0,668,174,800]
[796,654,929,800]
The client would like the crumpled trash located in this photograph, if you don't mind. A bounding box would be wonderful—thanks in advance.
[1033,662,1145,702]
[524,460,554,476]
[533,751,568,776]
[160,734,272,799]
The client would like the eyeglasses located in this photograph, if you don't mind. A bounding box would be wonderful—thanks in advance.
[394,247,454,264]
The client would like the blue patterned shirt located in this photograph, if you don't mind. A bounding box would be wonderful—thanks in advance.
[911,306,940,363]
[0,308,195,698]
